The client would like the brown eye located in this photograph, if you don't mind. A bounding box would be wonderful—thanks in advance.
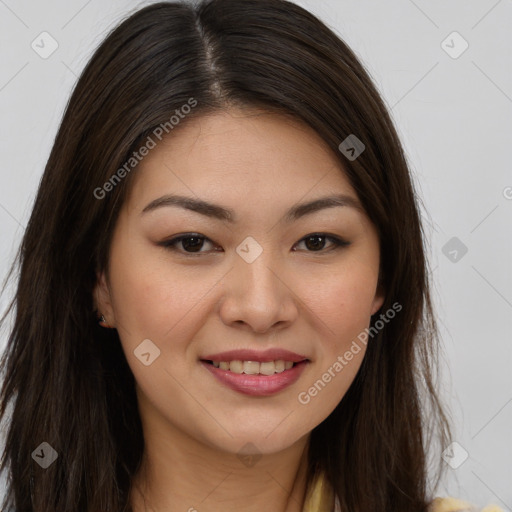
[160,234,219,254]
[294,233,350,252]
[179,236,205,252]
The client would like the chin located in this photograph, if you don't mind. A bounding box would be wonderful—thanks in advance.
[199,425,309,457]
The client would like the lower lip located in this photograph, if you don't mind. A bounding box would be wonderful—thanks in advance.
[201,360,309,396]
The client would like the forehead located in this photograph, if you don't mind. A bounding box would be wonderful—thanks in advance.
[124,108,356,210]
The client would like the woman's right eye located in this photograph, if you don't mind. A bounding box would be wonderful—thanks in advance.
[159,234,220,254]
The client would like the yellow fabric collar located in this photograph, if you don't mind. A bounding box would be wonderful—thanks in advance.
[302,472,504,512]
[302,472,335,512]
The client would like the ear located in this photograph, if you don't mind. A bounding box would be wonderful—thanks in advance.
[370,279,386,316]
[93,270,116,328]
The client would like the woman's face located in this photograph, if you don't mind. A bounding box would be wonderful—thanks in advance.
[94,108,384,456]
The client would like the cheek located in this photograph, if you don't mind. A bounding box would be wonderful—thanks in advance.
[301,261,378,344]
[108,242,218,349]
[294,267,375,420]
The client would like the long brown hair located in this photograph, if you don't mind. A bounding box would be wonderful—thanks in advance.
[0,0,452,510]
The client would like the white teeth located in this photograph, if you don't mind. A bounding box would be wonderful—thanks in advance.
[210,359,299,374]
[243,361,260,375]
[275,360,285,372]
[259,361,276,376]
[229,360,243,374]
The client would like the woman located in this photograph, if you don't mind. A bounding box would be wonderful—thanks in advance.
[0,0,502,511]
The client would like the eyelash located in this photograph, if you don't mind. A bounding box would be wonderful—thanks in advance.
[158,232,350,255]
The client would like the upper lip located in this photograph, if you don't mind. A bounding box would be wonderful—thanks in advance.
[201,348,309,363]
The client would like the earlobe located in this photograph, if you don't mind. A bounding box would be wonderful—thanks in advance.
[93,271,116,328]
[370,281,386,316]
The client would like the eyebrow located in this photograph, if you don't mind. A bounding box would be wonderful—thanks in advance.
[140,193,363,222]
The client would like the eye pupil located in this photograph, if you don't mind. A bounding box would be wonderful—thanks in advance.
[305,235,325,251]
[182,236,203,252]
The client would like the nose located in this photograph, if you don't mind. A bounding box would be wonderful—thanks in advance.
[218,249,299,334]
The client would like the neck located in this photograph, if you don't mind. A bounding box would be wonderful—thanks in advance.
[130,403,311,512]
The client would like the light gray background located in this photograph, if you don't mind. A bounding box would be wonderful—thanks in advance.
[0,0,511,508]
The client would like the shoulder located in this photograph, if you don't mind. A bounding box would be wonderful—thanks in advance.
[429,496,505,512]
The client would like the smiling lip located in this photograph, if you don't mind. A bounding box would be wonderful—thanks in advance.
[199,348,310,396]
[201,360,309,396]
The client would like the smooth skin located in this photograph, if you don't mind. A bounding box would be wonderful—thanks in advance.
[94,108,385,512]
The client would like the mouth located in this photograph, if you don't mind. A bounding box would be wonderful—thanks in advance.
[199,357,310,396]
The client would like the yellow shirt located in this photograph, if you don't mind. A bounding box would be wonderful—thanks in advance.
[428,497,504,512]
[302,473,504,512]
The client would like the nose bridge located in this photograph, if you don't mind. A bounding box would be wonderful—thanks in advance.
[219,238,297,332]
[241,247,280,294]
[236,241,284,303]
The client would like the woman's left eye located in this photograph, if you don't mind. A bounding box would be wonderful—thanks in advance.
[158,232,350,255]
[293,233,350,252]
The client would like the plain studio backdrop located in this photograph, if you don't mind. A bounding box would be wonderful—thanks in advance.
[0,0,511,507]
